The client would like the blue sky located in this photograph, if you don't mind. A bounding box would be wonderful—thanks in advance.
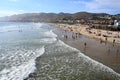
[0,0,120,17]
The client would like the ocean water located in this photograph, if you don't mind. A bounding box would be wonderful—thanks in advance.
[0,22,120,80]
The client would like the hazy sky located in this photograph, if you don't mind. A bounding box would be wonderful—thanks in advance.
[0,0,120,17]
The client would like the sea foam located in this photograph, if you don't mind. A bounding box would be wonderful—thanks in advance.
[44,30,57,38]
[58,40,120,78]
[0,47,45,80]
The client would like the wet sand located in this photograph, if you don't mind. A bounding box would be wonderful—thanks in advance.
[25,24,120,80]
[50,23,120,46]
[53,27,120,74]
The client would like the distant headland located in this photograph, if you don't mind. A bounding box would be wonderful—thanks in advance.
[0,12,120,23]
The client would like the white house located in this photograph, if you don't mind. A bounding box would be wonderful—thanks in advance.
[114,20,119,27]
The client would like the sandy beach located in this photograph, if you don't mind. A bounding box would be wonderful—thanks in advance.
[51,23,120,73]
[51,23,120,46]
[24,23,120,80]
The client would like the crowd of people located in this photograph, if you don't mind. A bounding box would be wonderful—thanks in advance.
[57,23,120,54]
[51,23,120,53]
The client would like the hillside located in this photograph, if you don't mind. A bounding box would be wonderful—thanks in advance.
[0,12,119,22]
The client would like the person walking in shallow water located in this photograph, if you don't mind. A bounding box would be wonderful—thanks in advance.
[84,42,87,48]
[64,35,68,39]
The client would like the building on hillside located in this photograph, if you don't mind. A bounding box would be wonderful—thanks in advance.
[114,20,119,27]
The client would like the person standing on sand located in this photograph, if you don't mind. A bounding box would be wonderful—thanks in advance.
[105,37,107,42]
[83,42,87,53]
[75,33,78,39]
[105,37,107,45]
[116,49,119,54]
[113,39,115,46]
[100,38,103,44]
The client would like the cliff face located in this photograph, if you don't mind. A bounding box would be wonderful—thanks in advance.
[0,12,119,22]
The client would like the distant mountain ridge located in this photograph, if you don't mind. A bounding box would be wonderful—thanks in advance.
[0,12,119,22]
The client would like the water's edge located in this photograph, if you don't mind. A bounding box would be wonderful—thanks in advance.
[25,26,120,80]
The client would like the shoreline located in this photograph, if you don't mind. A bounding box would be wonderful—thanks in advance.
[25,23,120,80]
[51,23,120,74]
[50,23,120,47]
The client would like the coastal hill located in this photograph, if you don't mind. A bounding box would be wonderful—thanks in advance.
[0,12,120,22]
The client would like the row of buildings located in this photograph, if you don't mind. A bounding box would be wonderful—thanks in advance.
[57,18,120,31]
